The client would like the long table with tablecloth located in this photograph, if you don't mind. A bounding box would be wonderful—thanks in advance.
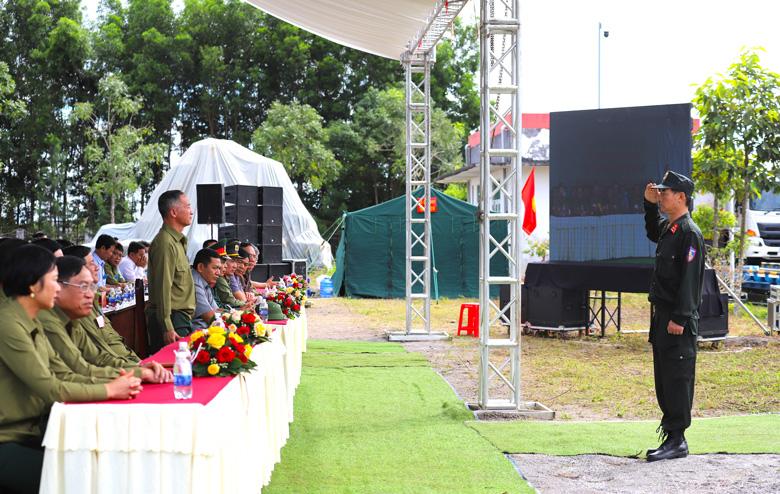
[39,311,308,494]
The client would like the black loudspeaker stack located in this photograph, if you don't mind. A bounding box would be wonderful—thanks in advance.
[196,184,226,224]
[220,185,284,265]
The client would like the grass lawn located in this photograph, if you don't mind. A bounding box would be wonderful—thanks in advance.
[264,340,532,494]
[468,414,780,457]
[319,296,779,420]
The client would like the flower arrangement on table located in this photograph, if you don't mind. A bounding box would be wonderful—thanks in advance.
[189,322,263,377]
[220,310,270,346]
[264,273,308,319]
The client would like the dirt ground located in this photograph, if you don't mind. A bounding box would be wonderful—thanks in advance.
[511,453,780,494]
[306,298,780,493]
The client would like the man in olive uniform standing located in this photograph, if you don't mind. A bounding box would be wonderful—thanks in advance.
[643,171,705,462]
[146,190,195,352]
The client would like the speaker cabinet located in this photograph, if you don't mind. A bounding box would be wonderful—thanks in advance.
[259,244,283,264]
[699,293,729,338]
[218,224,258,244]
[196,184,225,224]
[283,259,307,278]
[266,262,291,279]
[524,286,588,328]
[258,186,283,206]
[258,205,283,226]
[225,204,259,225]
[250,263,268,281]
[258,226,282,244]
[225,185,258,206]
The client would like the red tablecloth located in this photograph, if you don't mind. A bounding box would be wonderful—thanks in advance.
[72,341,234,406]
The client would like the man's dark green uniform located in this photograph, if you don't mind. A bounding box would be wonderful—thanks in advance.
[644,176,705,438]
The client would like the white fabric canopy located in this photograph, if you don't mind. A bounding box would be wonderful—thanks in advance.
[94,138,333,268]
[243,0,437,60]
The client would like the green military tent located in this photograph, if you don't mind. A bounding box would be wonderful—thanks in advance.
[331,189,507,298]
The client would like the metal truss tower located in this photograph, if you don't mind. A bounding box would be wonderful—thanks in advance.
[477,0,524,409]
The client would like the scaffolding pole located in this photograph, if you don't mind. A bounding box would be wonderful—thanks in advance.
[476,0,547,415]
[389,53,448,342]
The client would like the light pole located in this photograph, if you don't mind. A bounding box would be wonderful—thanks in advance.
[598,22,609,109]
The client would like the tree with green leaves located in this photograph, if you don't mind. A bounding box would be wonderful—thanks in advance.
[693,48,780,262]
[251,101,341,211]
[71,74,165,224]
[691,145,742,247]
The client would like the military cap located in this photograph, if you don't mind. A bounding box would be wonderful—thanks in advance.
[652,171,694,196]
[226,239,244,258]
[211,238,228,257]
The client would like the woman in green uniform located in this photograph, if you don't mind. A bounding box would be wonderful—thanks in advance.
[0,244,143,494]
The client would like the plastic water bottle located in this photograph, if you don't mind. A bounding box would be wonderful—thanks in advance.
[257,297,269,323]
[173,341,193,400]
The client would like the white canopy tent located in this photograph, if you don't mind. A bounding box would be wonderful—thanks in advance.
[243,0,447,60]
[93,138,333,268]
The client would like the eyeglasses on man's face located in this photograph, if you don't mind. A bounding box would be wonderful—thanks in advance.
[59,281,98,293]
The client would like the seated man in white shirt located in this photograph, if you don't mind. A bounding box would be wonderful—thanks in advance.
[118,241,147,283]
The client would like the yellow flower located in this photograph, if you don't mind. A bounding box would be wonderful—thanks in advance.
[244,345,253,358]
[286,287,293,293]
[190,330,204,342]
[207,333,226,349]
[229,333,244,344]
[207,363,220,375]
[302,295,308,302]
[255,323,266,337]
[208,325,226,335]
[227,323,237,332]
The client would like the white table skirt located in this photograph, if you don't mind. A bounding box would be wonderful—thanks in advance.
[39,313,307,494]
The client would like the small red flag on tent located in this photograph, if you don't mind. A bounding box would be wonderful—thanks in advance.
[521,167,536,235]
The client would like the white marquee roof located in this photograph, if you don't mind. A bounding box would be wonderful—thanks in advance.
[243,0,448,60]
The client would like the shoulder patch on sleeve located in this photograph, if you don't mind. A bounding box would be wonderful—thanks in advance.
[687,246,697,263]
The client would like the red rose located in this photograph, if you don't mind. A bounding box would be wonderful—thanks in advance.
[241,313,256,324]
[196,350,211,364]
[282,308,289,314]
[234,343,246,355]
[216,346,235,363]
[238,353,248,363]
[284,297,292,307]
[191,337,205,349]
[237,325,250,336]
[293,304,300,311]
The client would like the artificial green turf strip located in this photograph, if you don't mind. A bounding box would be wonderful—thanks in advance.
[265,340,532,494]
[468,414,780,457]
[306,340,408,353]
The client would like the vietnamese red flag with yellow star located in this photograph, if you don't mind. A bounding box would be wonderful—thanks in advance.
[521,167,536,235]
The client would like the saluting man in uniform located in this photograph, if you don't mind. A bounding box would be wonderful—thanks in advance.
[643,171,705,462]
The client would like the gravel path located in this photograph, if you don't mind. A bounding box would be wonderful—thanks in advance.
[510,453,780,493]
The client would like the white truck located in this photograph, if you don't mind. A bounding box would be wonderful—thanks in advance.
[743,190,780,264]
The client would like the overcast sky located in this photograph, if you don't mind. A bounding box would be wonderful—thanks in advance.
[81,0,780,114]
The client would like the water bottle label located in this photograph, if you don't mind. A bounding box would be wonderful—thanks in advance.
[174,374,192,387]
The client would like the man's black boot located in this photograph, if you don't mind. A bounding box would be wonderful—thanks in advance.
[647,430,688,462]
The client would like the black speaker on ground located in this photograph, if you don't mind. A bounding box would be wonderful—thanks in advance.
[258,205,283,226]
[282,259,307,278]
[225,185,258,206]
[258,226,282,244]
[218,224,258,244]
[259,244,283,264]
[225,204,259,225]
[524,286,589,328]
[266,262,291,279]
[196,184,225,224]
[258,186,283,206]
[251,263,269,281]
[699,293,729,338]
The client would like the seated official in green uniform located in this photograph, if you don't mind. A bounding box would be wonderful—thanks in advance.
[62,245,141,363]
[146,190,196,352]
[39,256,170,383]
[210,239,249,311]
[0,245,143,494]
[104,241,127,286]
